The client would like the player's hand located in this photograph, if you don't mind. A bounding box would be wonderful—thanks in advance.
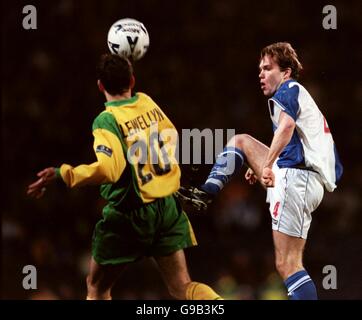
[245,168,257,185]
[261,167,275,188]
[27,167,57,199]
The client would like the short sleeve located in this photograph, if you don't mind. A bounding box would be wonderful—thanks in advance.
[271,83,300,121]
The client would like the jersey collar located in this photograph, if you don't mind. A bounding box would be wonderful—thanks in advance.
[274,79,295,95]
[104,94,138,107]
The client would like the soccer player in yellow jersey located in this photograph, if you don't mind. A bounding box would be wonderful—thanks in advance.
[27,54,222,300]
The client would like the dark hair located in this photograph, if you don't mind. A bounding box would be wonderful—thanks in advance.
[260,42,303,79]
[96,54,133,95]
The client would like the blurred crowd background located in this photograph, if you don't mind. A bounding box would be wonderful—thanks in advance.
[2,0,362,299]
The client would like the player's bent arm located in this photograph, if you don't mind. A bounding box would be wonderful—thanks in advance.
[263,111,295,169]
[58,128,126,188]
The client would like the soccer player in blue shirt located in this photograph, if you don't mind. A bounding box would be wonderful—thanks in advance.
[177,42,343,300]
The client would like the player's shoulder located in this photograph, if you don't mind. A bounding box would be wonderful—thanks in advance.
[93,110,114,123]
[136,91,165,112]
[136,91,153,102]
[272,80,302,106]
[276,79,300,96]
[92,110,116,131]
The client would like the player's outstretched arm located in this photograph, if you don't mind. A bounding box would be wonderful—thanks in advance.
[27,167,57,199]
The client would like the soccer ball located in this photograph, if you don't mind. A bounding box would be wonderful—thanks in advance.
[107,18,150,61]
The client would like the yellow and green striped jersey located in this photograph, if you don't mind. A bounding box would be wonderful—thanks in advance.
[57,92,180,208]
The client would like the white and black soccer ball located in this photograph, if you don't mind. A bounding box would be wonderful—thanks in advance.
[107,18,150,61]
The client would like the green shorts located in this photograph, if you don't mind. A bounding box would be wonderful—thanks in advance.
[92,195,197,265]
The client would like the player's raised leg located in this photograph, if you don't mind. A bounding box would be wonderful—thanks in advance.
[155,249,222,300]
[177,134,269,209]
[273,231,317,300]
[205,133,270,190]
[86,257,127,300]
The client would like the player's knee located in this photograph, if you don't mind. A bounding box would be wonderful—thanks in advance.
[86,275,112,299]
[86,274,97,292]
[86,274,107,294]
[228,134,251,150]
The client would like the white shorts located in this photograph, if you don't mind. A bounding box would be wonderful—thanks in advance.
[266,166,324,239]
